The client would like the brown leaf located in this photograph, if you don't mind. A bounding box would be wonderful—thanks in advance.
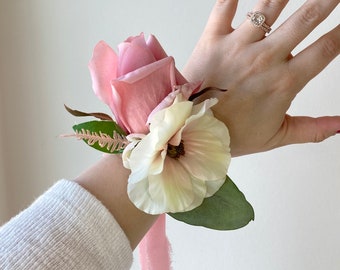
[64,104,113,121]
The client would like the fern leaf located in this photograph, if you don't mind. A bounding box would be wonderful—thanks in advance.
[67,120,129,154]
[74,129,128,153]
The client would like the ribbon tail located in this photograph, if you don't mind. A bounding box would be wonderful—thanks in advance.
[139,214,172,270]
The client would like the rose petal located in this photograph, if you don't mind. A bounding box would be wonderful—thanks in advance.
[111,57,177,133]
[117,34,156,77]
[88,41,118,106]
[146,34,168,61]
[177,81,202,100]
[147,82,202,124]
[145,34,187,85]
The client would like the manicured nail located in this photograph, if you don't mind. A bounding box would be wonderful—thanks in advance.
[337,130,340,134]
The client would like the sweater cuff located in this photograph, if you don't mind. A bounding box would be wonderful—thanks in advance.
[0,180,133,270]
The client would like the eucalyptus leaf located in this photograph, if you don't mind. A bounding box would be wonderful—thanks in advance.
[72,120,128,154]
[169,175,254,230]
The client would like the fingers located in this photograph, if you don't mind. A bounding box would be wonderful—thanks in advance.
[269,0,339,57]
[288,24,340,93]
[204,0,239,36]
[236,0,289,43]
[278,115,340,147]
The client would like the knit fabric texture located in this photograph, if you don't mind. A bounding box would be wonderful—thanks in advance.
[0,180,133,269]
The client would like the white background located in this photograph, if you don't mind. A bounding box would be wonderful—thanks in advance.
[0,1,339,269]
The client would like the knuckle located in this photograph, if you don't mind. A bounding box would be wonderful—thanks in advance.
[299,4,322,25]
[262,0,288,8]
[315,135,327,143]
[216,0,232,5]
[320,36,339,58]
[312,132,327,143]
[312,119,328,143]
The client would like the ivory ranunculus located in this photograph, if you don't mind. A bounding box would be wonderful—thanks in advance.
[88,33,197,134]
[122,94,231,214]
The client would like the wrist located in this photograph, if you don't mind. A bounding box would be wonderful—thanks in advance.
[74,154,158,249]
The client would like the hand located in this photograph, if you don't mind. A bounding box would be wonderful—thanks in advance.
[183,0,340,156]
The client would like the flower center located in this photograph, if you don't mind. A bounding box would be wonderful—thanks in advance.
[167,141,185,159]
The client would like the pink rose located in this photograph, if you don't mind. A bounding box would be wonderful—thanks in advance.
[88,33,197,134]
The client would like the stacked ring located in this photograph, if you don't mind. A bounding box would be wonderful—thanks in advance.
[247,11,272,34]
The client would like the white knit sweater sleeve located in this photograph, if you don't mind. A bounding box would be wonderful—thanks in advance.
[0,180,133,269]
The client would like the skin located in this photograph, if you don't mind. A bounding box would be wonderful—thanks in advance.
[183,0,340,156]
[75,0,340,249]
[75,154,158,249]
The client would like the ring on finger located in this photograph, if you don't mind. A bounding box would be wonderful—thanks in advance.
[247,11,272,34]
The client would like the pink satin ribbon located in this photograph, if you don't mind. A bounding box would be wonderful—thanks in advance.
[139,214,172,270]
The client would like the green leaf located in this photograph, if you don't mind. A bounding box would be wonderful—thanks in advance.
[168,175,254,230]
[72,120,128,154]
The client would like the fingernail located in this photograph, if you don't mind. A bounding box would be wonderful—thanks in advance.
[337,130,340,134]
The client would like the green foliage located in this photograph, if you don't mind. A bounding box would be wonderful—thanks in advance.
[169,175,254,230]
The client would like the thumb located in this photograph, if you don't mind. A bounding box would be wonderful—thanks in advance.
[204,0,238,35]
[280,115,340,146]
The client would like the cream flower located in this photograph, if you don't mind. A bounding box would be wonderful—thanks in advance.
[122,94,231,214]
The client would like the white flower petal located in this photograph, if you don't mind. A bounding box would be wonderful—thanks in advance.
[126,133,146,141]
[149,97,192,146]
[122,141,137,169]
[205,178,226,197]
[122,134,145,169]
[125,94,231,214]
[168,98,219,146]
[127,178,156,213]
[179,113,230,181]
[148,157,195,213]
[191,98,218,116]
[149,148,167,175]
[181,176,207,212]
[147,91,176,125]
[126,133,164,183]
[182,177,225,212]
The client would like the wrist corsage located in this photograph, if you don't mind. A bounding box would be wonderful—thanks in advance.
[64,33,254,268]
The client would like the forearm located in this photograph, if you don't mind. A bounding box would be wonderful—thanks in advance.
[74,154,159,249]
